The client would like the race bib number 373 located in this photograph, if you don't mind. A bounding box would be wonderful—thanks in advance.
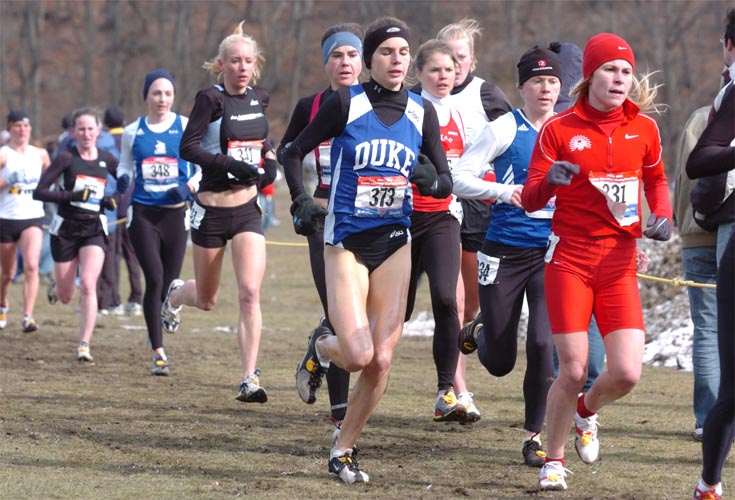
[354,175,408,218]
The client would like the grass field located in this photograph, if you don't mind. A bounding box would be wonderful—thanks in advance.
[0,196,724,499]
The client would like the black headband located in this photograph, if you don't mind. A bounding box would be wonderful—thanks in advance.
[363,25,410,69]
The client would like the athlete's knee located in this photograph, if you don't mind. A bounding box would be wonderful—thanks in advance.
[558,362,588,388]
[480,354,515,377]
[609,368,640,393]
[237,284,260,311]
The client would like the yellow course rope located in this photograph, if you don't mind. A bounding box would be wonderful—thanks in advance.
[637,273,716,289]
[51,218,717,287]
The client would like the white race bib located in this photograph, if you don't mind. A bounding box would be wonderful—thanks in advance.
[190,202,205,230]
[354,175,408,218]
[477,251,500,286]
[70,174,105,212]
[588,171,640,226]
[141,156,179,192]
[227,140,262,167]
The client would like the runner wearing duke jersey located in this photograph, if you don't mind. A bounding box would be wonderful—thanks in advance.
[285,17,451,484]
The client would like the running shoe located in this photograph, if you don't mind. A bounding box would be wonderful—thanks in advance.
[76,342,93,362]
[458,315,482,354]
[150,355,169,376]
[692,427,703,442]
[236,369,268,403]
[574,411,600,464]
[457,391,481,423]
[47,281,58,305]
[125,302,143,316]
[295,324,331,404]
[433,389,467,422]
[329,448,369,484]
[693,481,722,500]
[161,279,184,333]
[522,437,547,468]
[539,461,570,491]
[22,317,38,333]
[0,306,7,329]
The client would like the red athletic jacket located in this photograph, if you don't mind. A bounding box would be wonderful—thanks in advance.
[522,97,671,238]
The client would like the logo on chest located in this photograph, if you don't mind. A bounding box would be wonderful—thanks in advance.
[569,134,592,152]
[154,140,167,155]
[353,139,415,177]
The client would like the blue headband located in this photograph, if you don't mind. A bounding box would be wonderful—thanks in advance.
[322,32,363,65]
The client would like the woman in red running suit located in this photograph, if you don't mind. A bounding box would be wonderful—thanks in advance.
[521,33,672,491]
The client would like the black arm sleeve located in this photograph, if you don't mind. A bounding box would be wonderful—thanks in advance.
[687,87,735,179]
[33,152,74,204]
[480,81,513,122]
[179,89,232,171]
[419,99,453,198]
[283,89,348,200]
[277,96,314,165]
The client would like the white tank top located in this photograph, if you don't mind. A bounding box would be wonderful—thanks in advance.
[449,77,488,149]
[0,145,45,219]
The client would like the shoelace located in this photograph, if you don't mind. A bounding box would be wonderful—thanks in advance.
[695,487,720,500]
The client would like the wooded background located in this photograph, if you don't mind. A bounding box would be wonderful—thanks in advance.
[1,0,730,176]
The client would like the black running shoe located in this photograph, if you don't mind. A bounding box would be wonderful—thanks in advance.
[329,448,369,484]
[458,316,482,354]
[295,325,331,404]
[522,438,547,468]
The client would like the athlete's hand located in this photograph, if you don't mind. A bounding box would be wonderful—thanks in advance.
[71,188,91,202]
[165,184,191,203]
[102,196,117,211]
[410,154,439,196]
[643,213,672,241]
[258,158,278,190]
[546,161,579,186]
[5,170,23,186]
[116,174,130,194]
[290,193,327,237]
[226,159,259,183]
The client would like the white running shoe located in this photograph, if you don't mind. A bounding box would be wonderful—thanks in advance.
[457,391,481,423]
[76,342,94,362]
[125,302,143,316]
[539,461,571,490]
[329,448,369,484]
[574,411,600,464]
[0,306,7,329]
[161,279,184,333]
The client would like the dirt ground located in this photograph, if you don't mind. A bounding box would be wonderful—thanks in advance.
[0,200,718,499]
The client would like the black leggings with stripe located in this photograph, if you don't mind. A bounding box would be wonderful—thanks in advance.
[477,241,554,433]
[307,212,350,421]
[129,204,188,351]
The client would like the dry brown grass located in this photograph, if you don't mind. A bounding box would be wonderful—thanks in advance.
[0,195,717,499]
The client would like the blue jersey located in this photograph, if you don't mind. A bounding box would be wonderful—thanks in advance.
[486,109,553,248]
[325,86,423,245]
[131,115,193,206]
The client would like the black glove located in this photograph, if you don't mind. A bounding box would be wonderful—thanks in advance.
[258,159,277,190]
[410,154,439,196]
[227,159,259,183]
[117,174,130,194]
[102,196,117,211]
[643,213,672,241]
[166,184,191,203]
[290,193,327,236]
[546,161,579,186]
[71,188,90,202]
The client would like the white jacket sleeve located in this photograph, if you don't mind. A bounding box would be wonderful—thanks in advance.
[451,114,517,204]
[117,122,138,179]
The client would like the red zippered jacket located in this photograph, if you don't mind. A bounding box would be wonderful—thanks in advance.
[522,96,671,238]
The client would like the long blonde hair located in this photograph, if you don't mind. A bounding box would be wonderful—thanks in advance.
[437,18,482,73]
[202,21,264,84]
[571,70,665,114]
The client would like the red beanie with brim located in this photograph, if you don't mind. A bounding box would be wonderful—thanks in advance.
[582,33,635,79]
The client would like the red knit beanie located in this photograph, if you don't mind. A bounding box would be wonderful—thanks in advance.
[582,33,635,79]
